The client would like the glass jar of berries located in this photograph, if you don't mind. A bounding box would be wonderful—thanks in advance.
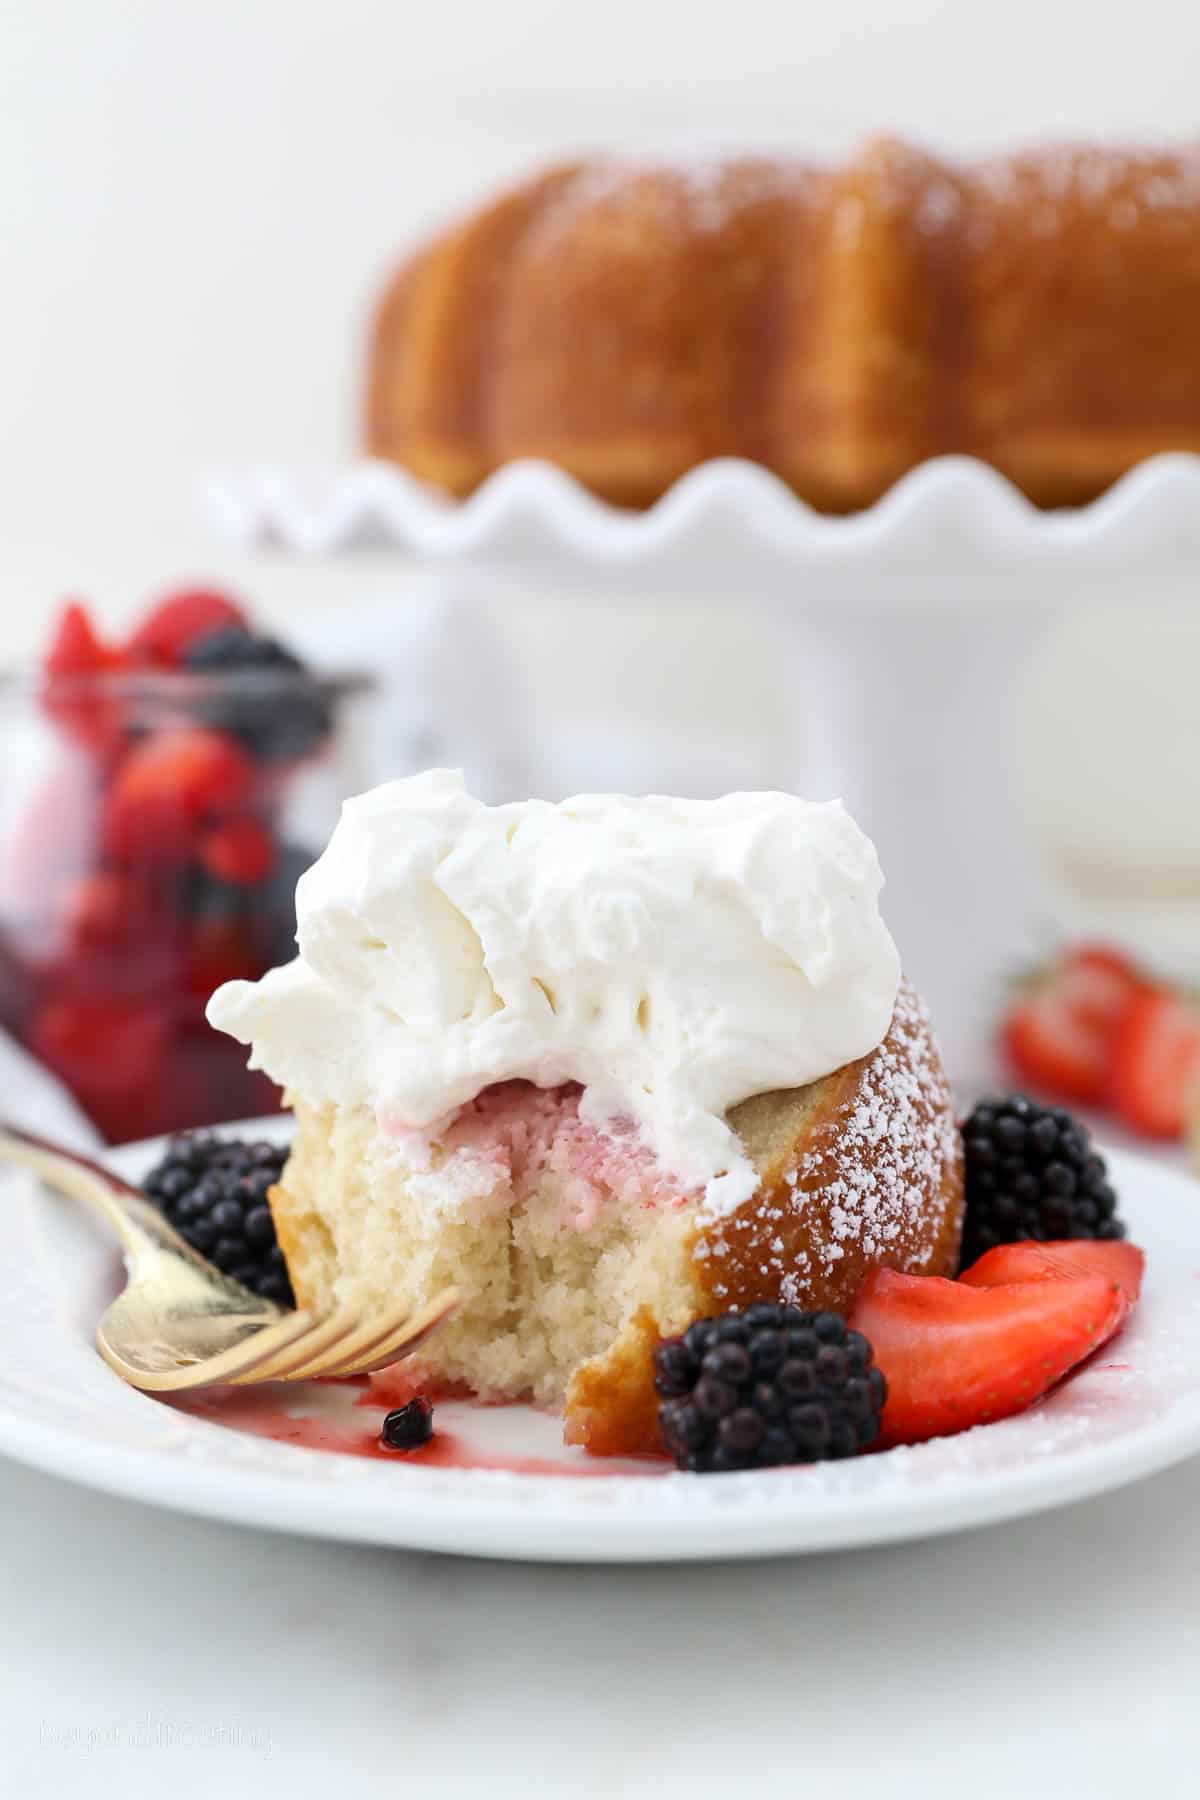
[0,590,373,1142]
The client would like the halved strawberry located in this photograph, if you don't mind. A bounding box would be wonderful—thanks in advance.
[126,588,248,667]
[848,1265,1127,1447]
[1001,943,1145,1106]
[1060,944,1144,1032]
[1108,987,1200,1140]
[960,1239,1144,1310]
[1001,988,1110,1104]
[103,728,255,865]
[41,601,127,755]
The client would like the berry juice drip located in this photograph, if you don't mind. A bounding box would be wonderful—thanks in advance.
[167,1383,669,1479]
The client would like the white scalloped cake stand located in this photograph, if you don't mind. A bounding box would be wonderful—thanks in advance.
[202,453,1200,1079]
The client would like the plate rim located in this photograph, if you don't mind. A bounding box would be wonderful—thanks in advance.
[1,1131,1198,1562]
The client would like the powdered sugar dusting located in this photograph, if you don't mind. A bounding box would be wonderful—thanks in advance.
[967,141,1200,247]
[764,982,958,1296]
[527,155,807,250]
[402,1079,692,1231]
[792,983,955,1281]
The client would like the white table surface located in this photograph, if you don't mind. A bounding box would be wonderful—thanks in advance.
[3,1440,1199,1799]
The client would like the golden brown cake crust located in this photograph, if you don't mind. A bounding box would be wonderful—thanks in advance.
[268,984,961,1459]
[366,140,1200,511]
[564,982,963,1454]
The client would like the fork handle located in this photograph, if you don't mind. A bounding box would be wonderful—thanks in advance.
[0,1123,182,1263]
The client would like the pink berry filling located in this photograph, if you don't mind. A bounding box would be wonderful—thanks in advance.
[397,1080,693,1230]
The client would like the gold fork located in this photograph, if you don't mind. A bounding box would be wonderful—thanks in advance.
[0,1123,457,1392]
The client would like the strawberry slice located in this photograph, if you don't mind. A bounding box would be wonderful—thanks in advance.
[126,588,248,667]
[960,1239,1144,1310]
[41,601,127,755]
[103,728,255,866]
[848,1265,1127,1447]
[1001,943,1145,1106]
[1060,944,1144,1032]
[1002,988,1110,1104]
[1108,987,1200,1140]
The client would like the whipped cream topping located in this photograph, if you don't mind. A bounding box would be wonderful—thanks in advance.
[208,771,900,1215]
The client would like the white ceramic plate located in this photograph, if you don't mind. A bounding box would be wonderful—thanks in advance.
[1,1125,1198,1563]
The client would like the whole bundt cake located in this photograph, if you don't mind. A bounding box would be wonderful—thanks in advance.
[366,138,1200,511]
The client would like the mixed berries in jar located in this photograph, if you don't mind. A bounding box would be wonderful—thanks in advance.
[0,587,369,1142]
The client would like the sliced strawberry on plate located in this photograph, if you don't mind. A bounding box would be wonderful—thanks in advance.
[1108,987,1200,1140]
[1000,943,1145,1106]
[960,1239,1145,1310]
[1001,986,1110,1104]
[103,728,255,865]
[126,588,248,667]
[848,1265,1127,1447]
[1060,944,1144,1032]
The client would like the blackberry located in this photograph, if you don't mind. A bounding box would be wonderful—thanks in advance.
[960,1094,1125,1268]
[183,625,332,763]
[654,1305,886,1473]
[143,1132,293,1303]
[380,1397,435,1451]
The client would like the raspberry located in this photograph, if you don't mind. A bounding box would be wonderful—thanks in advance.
[142,1132,292,1303]
[654,1305,886,1472]
[960,1094,1125,1267]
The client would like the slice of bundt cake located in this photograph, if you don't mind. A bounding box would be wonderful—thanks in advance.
[209,772,962,1456]
[268,981,960,1456]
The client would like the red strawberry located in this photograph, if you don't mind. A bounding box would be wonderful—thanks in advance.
[1060,944,1144,1032]
[103,729,255,865]
[1002,988,1110,1104]
[1001,943,1145,1106]
[848,1265,1127,1447]
[41,601,127,755]
[126,588,248,667]
[1108,987,1200,1140]
[960,1239,1144,1310]
[200,817,276,887]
